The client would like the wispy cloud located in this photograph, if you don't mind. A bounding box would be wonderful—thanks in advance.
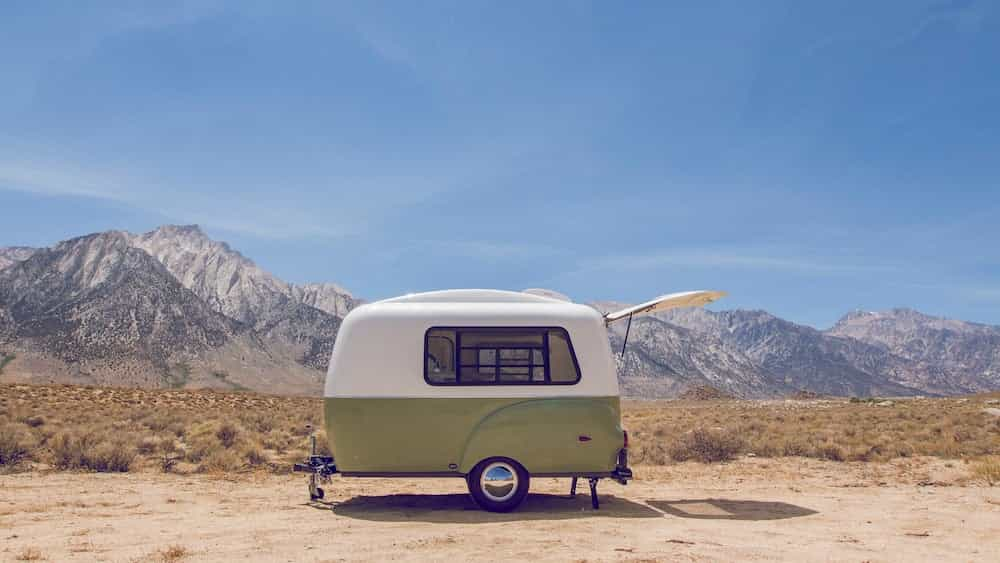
[579,248,891,275]
[0,160,134,203]
[0,158,356,239]
[905,282,1000,304]
[0,149,467,240]
[422,240,563,260]
[349,21,415,69]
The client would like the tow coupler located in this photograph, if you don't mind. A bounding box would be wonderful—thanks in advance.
[292,428,337,501]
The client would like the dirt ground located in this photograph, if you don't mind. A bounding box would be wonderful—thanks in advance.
[1,458,998,562]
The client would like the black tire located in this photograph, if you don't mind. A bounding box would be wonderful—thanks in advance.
[467,457,530,512]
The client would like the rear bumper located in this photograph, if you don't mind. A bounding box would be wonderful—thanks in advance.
[612,447,633,484]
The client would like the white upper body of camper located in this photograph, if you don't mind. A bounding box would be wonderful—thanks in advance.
[324,289,620,399]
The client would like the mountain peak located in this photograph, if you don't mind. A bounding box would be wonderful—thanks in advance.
[154,224,206,236]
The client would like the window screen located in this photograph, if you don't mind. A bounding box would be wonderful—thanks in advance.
[424,327,581,385]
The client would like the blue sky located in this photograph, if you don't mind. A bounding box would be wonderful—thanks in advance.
[1,1,999,328]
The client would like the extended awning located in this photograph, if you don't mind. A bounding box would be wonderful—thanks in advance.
[603,290,727,325]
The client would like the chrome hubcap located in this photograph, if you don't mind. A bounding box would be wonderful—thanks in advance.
[480,461,517,502]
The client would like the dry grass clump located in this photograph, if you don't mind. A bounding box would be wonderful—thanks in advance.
[49,431,136,472]
[14,546,45,561]
[153,544,189,562]
[972,456,1000,485]
[197,449,241,473]
[668,427,744,462]
[0,422,33,468]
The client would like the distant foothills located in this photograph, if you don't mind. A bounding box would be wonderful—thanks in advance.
[1,226,998,398]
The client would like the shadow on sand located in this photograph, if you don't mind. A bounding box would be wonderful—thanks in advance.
[309,492,660,522]
[308,493,817,523]
[647,499,817,521]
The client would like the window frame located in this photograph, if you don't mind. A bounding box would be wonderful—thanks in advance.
[423,326,582,386]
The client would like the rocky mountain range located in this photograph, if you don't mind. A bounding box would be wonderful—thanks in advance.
[1,226,998,397]
[0,227,354,394]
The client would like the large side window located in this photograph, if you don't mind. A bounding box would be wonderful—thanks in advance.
[423,327,581,386]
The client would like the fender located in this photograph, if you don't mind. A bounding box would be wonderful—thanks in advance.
[458,397,622,474]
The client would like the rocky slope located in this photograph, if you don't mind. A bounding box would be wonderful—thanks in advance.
[289,283,357,318]
[127,225,352,369]
[654,308,923,396]
[0,246,36,271]
[828,309,1000,393]
[0,232,240,387]
[594,301,786,398]
[0,228,343,393]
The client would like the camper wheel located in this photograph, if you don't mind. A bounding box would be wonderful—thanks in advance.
[467,457,530,512]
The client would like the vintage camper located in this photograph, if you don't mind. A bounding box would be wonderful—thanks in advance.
[296,288,725,512]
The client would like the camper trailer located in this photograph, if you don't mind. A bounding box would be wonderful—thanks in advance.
[296,288,725,512]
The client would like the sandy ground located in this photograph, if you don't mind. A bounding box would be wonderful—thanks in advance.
[1,458,998,562]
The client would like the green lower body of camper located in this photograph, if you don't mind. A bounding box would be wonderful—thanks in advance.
[324,396,623,476]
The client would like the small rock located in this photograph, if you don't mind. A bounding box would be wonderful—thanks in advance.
[876,400,894,407]
[982,408,1000,418]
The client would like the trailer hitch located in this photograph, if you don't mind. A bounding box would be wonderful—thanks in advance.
[293,425,338,501]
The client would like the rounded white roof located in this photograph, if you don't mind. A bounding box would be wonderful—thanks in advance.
[326,288,619,398]
[378,289,567,305]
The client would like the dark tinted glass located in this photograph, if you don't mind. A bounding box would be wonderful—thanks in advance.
[425,327,580,386]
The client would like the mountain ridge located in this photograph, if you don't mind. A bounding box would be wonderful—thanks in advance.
[2,225,998,398]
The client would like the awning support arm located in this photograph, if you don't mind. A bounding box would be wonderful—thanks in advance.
[620,312,633,359]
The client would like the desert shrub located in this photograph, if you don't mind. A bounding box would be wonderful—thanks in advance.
[198,449,241,473]
[751,441,781,457]
[84,440,136,472]
[631,437,670,465]
[973,456,1000,486]
[50,431,99,469]
[669,428,744,463]
[160,452,180,473]
[850,444,885,462]
[137,436,160,455]
[0,423,32,466]
[262,430,290,452]
[49,431,135,472]
[144,413,183,434]
[215,422,239,449]
[156,544,189,562]
[889,441,915,458]
[185,422,229,462]
[816,444,846,462]
[159,437,178,454]
[23,415,45,428]
[242,445,267,466]
[239,412,274,434]
[185,435,217,463]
